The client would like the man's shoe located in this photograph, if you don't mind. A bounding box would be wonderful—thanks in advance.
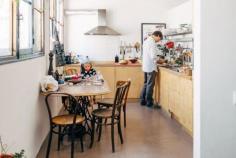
[146,104,153,108]
[140,100,146,106]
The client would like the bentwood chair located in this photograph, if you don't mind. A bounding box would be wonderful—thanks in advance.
[45,93,85,158]
[90,81,129,152]
[97,80,131,128]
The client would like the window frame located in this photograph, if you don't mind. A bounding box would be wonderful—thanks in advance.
[0,0,17,63]
[0,0,45,65]
[49,0,64,51]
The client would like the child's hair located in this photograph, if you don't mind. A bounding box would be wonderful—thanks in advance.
[81,62,93,73]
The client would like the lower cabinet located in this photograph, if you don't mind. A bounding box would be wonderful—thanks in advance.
[157,68,193,135]
[95,66,144,99]
[115,67,144,99]
[94,66,115,98]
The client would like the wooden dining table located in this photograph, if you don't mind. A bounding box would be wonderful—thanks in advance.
[60,81,110,97]
[42,80,111,97]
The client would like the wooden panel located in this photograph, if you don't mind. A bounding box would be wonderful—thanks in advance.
[181,79,193,134]
[94,66,115,98]
[154,71,160,103]
[159,70,170,112]
[115,67,144,98]
[157,67,193,135]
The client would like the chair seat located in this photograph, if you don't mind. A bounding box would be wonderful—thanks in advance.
[97,100,113,108]
[92,109,119,118]
[52,114,85,125]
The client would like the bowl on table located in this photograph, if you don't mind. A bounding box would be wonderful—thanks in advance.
[129,58,138,64]
[67,78,82,84]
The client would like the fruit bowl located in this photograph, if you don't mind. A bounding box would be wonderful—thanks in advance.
[129,58,138,63]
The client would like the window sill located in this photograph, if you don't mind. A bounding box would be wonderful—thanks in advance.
[0,52,45,66]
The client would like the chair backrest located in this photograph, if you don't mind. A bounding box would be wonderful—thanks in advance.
[45,92,80,126]
[112,81,130,117]
[116,80,131,107]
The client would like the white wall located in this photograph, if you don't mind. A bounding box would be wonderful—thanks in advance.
[166,0,193,28]
[194,0,236,157]
[0,1,61,157]
[64,0,190,61]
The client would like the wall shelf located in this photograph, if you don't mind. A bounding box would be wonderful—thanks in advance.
[165,37,193,42]
[165,31,192,37]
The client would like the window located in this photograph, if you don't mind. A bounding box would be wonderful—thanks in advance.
[50,0,64,51]
[0,0,44,64]
[18,0,33,52]
[18,0,44,58]
[56,0,64,43]
[0,0,13,58]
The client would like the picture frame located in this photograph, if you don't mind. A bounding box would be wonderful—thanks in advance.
[141,23,166,45]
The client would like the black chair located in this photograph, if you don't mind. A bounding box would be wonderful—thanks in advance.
[97,80,131,128]
[90,81,129,152]
[45,92,85,158]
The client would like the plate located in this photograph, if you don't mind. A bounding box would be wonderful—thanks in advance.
[93,81,103,86]
[67,79,82,84]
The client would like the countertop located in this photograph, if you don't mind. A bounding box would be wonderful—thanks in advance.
[158,66,192,80]
[65,61,142,67]
[63,61,192,80]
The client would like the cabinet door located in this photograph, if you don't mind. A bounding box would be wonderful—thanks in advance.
[159,70,170,112]
[115,67,144,98]
[181,79,193,134]
[94,66,115,98]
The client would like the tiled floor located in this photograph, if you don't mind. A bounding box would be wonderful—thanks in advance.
[37,101,193,158]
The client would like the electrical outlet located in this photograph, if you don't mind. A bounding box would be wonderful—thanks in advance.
[233,91,236,106]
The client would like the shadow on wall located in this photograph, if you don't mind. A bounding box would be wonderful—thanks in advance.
[166,0,191,9]
[32,85,63,157]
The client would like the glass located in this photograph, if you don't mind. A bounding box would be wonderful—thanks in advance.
[33,0,43,52]
[19,0,33,50]
[0,0,12,56]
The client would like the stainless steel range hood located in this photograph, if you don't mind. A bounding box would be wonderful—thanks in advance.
[84,9,121,36]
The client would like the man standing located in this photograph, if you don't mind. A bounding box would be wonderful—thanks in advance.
[140,31,163,108]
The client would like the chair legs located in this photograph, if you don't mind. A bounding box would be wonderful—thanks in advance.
[71,125,75,158]
[98,118,103,142]
[91,116,123,153]
[90,116,95,148]
[117,120,124,144]
[46,130,53,158]
[80,135,84,152]
[111,123,115,153]
[123,106,127,128]
[57,126,62,151]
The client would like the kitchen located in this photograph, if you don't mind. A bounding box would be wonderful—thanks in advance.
[48,0,193,157]
[61,0,193,134]
[2,0,235,158]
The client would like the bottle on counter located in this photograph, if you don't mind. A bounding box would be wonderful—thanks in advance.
[115,55,119,63]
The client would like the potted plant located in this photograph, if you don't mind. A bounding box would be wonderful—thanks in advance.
[0,137,26,158]
[13,150,25,158]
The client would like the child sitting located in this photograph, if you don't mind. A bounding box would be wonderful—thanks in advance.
[81,62,97,79]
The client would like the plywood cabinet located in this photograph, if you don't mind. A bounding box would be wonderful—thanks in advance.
[159,69,170,113]
[115,67,144,98]
[94,66,115,98]
[157,67,193,135]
